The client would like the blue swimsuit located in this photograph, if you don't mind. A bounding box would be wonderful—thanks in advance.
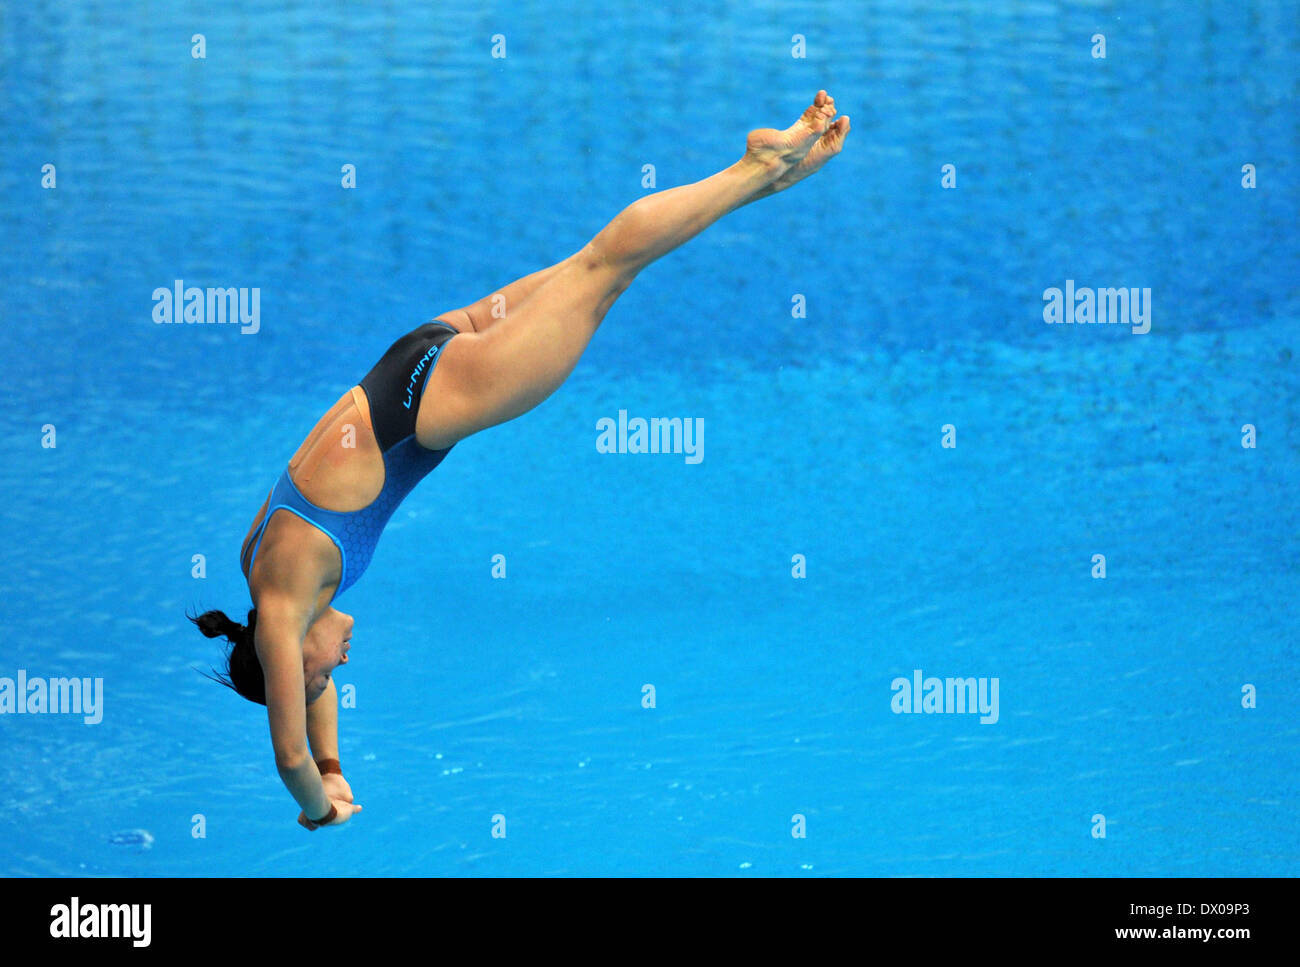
[242,321,460,601]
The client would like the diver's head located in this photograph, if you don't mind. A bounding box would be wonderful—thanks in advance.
[191,606,352,707]
[300,607,353,704]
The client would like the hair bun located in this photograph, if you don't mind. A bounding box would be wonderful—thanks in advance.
[196,610,238,639]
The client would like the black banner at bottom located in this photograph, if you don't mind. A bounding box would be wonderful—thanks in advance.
[0,876,1281,953]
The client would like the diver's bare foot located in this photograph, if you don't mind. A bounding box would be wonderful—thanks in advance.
[759,114,850,196]
[740,90,850,198]
[744,90,841,172]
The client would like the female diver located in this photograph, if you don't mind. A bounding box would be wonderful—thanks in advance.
[192,92,850,830]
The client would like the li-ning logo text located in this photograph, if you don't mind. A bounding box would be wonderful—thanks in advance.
[1042,279,1150,334]
[152,279,260,334]
[404,345,442,410]
[891,669,999,724]
[50,898,150,947]
[596,410,704,464]
[0,670,103,724]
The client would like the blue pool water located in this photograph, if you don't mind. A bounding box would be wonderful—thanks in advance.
[1,1,1297,876]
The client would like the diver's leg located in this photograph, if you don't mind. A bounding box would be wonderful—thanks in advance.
[419,91,850,448]
[435,257,581,334]
[441,93,849,336]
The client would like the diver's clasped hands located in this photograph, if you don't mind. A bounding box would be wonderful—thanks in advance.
[297,762,363,830]
[321,770,353,805]
[296,797,361,830]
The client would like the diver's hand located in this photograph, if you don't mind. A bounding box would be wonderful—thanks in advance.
[297,799,362,830]
[321,771,353,804]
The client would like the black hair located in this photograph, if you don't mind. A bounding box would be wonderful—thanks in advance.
[189,607,266,706]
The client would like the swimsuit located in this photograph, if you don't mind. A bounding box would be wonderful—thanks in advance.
[241,321,460,601]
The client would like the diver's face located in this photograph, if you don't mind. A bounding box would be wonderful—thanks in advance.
[303,608,353,705]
